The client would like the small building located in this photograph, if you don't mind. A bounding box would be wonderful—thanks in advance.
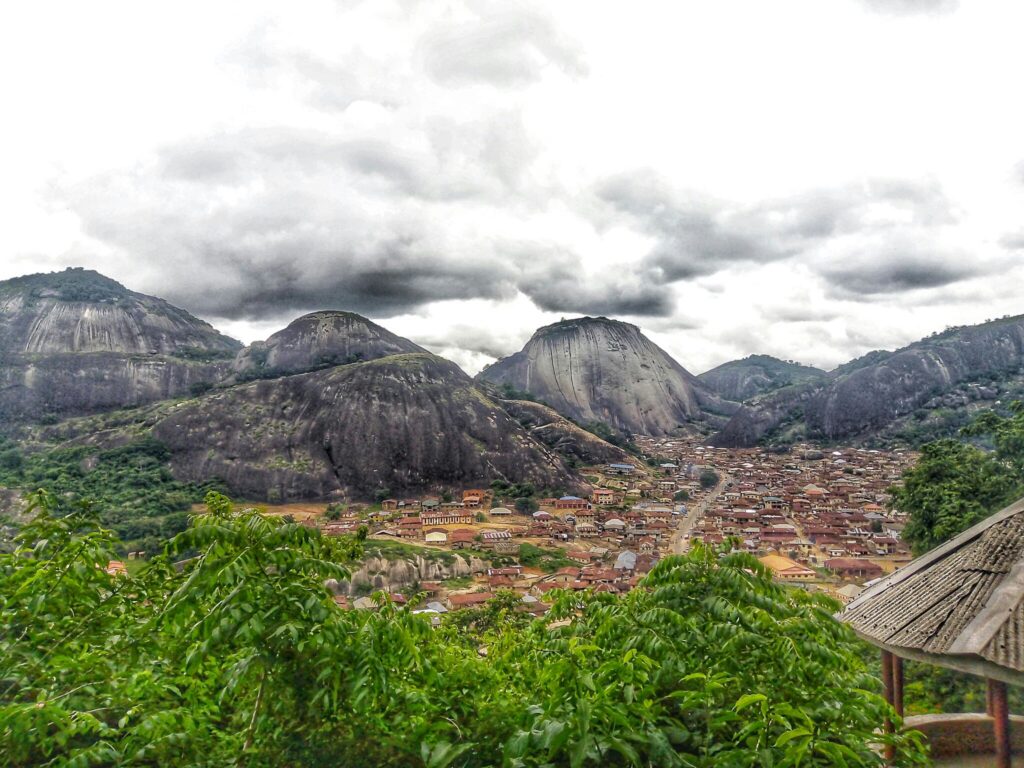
[449,529,477,549]
[603,518,626,533]
[555,495,591,511]
[758,553,816,581]
[607,463,636,475]
[480,529,516,554]
[463,489,486,507]
[840,496,1024,767]
[446,592,496,610]
[424,528,448,544]
[824,557,883,580]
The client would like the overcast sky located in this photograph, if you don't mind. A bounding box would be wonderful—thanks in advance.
[3,0,1023,374]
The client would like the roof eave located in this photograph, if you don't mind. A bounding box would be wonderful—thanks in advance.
[851,629,1024,688]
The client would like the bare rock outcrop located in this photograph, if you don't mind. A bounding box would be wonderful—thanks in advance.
[712,315,1024,446]
[477,317,730,436]
[154,353,586,501]
[0,268,240,426]
[231,310,425,381]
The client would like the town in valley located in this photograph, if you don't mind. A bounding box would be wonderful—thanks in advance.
[169,438,919,618]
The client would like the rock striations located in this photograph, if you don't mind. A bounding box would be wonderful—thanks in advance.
[154,353,583,501]
[231,310,426,381]
[477,317,728,436]
[0,268,240,425]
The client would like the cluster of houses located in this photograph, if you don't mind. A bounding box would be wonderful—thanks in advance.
[312,441,919,614]
[633,438,917,595]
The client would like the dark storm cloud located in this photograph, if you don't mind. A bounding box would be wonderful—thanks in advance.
[417,2,586,87]
[820,251,978,296]
[512,244,676,317]
[595,172,773,281]
[58,124,538,320]
[57,118,637,322]
[521,273,675,317]
[857,0,959,15]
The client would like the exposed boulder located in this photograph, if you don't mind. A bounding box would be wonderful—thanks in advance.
[231,310,425,381]
[477,317,732,436]
[154,353,587,501]
[712,315,1024,446]
[0,268,240,426]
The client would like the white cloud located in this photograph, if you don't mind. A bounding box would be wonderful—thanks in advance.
[2,0,1023,376]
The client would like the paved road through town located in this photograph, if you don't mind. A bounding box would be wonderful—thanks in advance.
[670,473,731,555]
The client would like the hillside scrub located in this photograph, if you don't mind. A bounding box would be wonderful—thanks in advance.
[0,436,223,554]
[0,491,926,767]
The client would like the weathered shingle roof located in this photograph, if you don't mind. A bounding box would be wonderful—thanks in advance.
[840,496,1024,686]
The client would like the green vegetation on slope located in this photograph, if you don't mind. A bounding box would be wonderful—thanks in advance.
[0,436,224,554]
[0,490,925,767]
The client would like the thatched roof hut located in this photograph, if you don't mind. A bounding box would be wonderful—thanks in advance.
[840,496,1024,766]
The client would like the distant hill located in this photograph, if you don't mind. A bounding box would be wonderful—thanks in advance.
[711,315,1024,447]
[0,268,240,426]
[697,355,825,402]
[477,317,736,436]
[231,310,426,381]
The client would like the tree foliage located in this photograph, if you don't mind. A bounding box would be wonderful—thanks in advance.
[893,402,1024,556]
[699,469,720,490]
[0,437,223,554]
[0,492,926,766]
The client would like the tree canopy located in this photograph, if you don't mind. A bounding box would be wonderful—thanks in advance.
[893,401,1024,556]
[0,491,924,766]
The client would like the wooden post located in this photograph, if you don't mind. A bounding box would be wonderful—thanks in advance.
[893,656,904,719]
[882,650,895,762]
[990,679,1011,768]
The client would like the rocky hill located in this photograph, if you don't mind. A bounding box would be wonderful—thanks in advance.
[712,315,1024,447]
[231,310,425,381]
[697,355,825,403]
[493,397,634,466]
[0,268,241,426]
[153,353,586,501]
[476,317,733,436]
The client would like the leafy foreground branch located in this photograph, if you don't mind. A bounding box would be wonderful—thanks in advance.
[1,492,926,767]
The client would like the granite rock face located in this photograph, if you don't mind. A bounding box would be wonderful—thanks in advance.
[231,310,425,381]
[712,315,1024,446]
[477,317,726,436]
[698,355,825,403]
[0,268,240,425]
[495,398,633,465]
[154,353,585,501]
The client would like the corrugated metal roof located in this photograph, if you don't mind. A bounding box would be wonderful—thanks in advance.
[840,497,1024,677]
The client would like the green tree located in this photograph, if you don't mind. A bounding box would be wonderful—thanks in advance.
[893,436,1020,557]
[699,469,719,489]
[514,496,538,514]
